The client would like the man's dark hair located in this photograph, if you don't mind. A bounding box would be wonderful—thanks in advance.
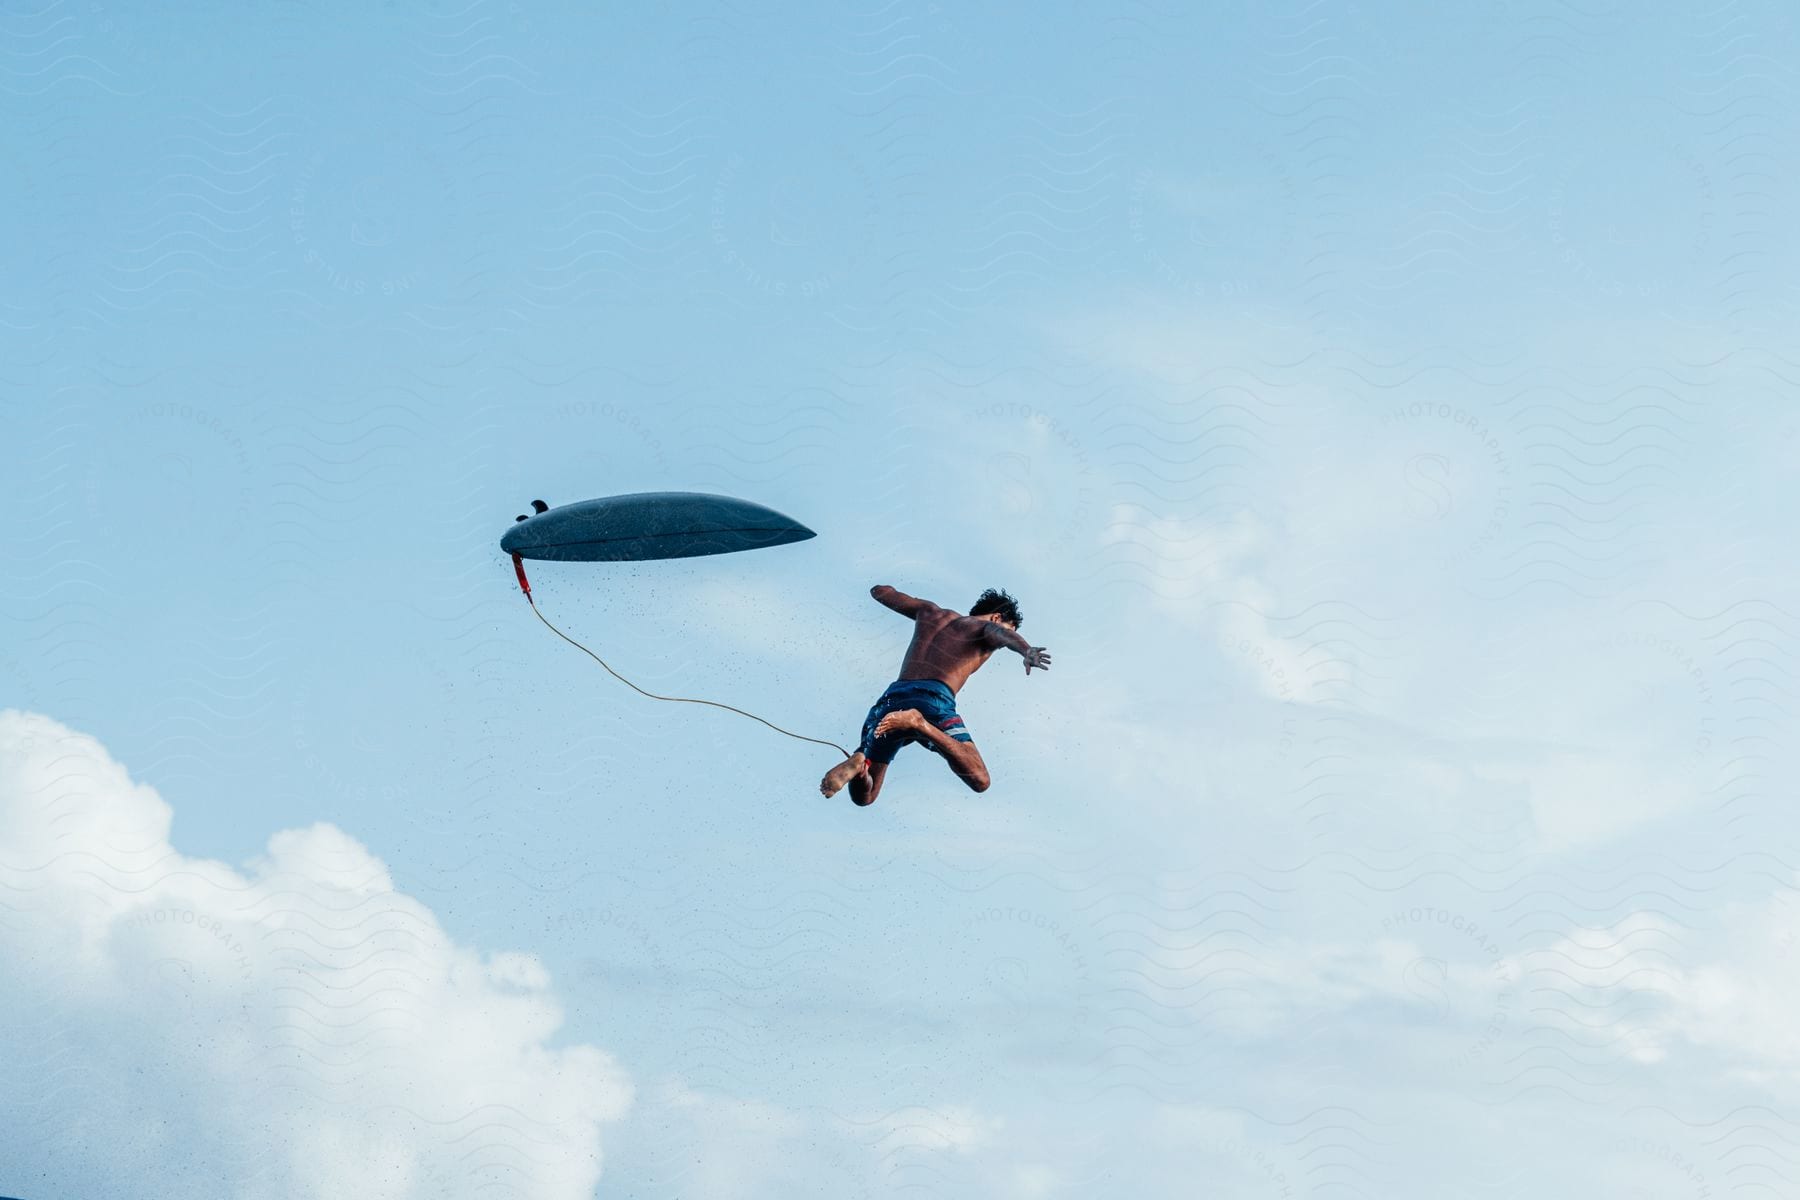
[969,588,1022,628]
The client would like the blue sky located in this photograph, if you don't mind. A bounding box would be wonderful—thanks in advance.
[4,1,1800,1196]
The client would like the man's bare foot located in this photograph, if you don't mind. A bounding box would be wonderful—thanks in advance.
[873,709,928,740]
[819,751,867,798]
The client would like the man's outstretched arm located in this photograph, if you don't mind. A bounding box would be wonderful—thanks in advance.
[981,621,1053,674]
[871,584,940,619]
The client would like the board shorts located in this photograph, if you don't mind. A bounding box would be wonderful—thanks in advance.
[858,678,972,764]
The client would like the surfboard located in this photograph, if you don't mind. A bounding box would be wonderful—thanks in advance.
[500,491,816,562]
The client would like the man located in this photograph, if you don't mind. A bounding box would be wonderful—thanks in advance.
[820,585,1051,806]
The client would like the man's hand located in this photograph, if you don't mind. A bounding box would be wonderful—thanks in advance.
[981,619,1051,673]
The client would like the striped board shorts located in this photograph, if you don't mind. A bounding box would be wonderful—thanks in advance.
[858,678,971,764]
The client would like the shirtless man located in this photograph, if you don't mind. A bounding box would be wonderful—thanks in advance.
[819,586,1051,806]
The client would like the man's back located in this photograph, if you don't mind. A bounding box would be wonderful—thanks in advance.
[896,606,996,694]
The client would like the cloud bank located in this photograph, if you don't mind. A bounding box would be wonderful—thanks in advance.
[0,710,630,1200]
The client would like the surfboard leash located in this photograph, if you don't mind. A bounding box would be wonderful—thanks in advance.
[511,554,854,759]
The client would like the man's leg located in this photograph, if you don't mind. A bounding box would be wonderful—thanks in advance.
[872,710,990,792]
[849,759,889,807]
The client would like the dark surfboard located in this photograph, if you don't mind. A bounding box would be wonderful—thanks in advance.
[500,491,816,562]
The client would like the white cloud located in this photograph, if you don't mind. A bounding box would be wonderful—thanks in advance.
[1638,890,1800,1075]
[629,1081,871,1199]
[0,709,631,1199]
[1471,749,1697,853]
[1008,1163,1064,1198]
[619,1082,1000,1200]
[1101,503,1267,612]
[1099,502,1354,709]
